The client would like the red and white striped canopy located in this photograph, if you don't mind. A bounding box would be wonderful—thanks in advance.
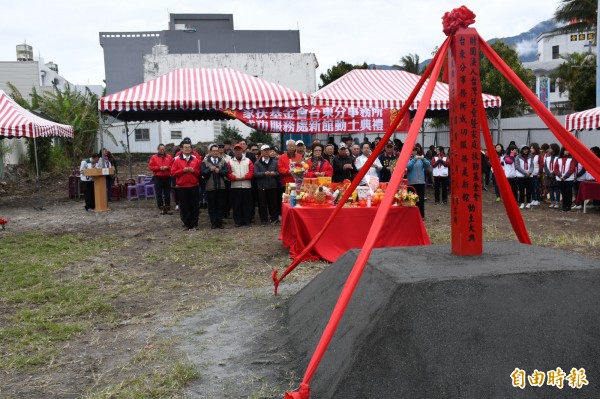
[0,90,73,139]
[99,68,312,116]
[313,69,501,110]
[565,107,600,131]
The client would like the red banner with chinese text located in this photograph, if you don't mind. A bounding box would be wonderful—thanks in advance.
[227,106,411,134]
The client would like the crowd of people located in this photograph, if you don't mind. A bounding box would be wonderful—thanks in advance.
[81,135,599,228]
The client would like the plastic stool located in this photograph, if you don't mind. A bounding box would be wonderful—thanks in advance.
[136,183,146,198]
[144,184,156,200]
[127,185,138,200]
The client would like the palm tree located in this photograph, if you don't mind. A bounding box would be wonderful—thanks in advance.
[393,54,422,74]
[554,0,597,34]
[552,52,597,110]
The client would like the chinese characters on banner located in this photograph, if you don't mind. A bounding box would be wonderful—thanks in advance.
[449,28,483,255]
[230,106,410,134]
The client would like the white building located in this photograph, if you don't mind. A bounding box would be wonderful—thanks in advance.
[524,29,596,114]
[102,49,318,154]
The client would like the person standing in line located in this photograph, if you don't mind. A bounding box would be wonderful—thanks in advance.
[102,148,117,202]
[304,143,333,178]
[406,146,431,219]
[218,143,233,219]
[553,146,577,212]
[378,141,398,183]
[431,146,450,205]
[201,144,228,229]
[354,142,382,185]
[332,143,357,183]
[148,144,173,215]
[277,139,303,188]
[254,144,280,226]
[171,141,201,230]
[544,143,561,209]
[228,143,254,227]
[515,145,535,209]
[502,148,518,201]
[80,152,100,211]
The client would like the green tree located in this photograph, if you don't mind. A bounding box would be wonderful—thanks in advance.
[7,82,102,169]
[319,61,369,88]
[480,41,535,118]
[554,0,597,35]
[393,53,423,74]
[247,130,274,146]
[552,52,597,110]
[215,124,244,143]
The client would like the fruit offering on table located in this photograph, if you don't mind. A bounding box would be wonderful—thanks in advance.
[372,188,385,205]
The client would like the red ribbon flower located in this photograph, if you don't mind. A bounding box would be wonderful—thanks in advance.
[0,218,8,230]
[442,6,476,36]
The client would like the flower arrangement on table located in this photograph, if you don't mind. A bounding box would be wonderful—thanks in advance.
[290,161,309,189]
[395,190,419,207]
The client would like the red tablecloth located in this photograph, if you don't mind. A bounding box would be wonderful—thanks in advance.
[279,203,430,262]
[576,181,600,204]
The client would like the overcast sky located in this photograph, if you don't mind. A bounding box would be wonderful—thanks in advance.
[1,0,559,87]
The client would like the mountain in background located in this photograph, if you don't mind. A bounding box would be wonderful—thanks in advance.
[487,18,560,62]
[369,18,560,70]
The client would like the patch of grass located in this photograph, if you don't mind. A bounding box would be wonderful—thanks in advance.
[0,233,122,371]
[86,338,199,399]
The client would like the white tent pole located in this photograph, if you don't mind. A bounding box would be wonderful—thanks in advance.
[33,135,40,179]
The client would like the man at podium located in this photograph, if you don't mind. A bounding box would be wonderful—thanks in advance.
[80,152,101,211]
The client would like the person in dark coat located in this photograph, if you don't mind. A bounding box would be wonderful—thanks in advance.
[201,144,229,229]
[254,144,281,226]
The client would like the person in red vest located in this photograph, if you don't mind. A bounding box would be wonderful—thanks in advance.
[171,140,202,230]
[149,143,174,215]
[277,139,303,188]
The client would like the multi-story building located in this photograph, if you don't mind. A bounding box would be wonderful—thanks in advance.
[0,44,88,167]
[99,13,318,153]
[524,28,596,114]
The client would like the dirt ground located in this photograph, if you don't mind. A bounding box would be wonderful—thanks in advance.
[0,163,599,398]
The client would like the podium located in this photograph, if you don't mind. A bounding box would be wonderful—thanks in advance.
[83,167,114,212]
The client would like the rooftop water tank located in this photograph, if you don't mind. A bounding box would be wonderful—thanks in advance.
[16,43,33,62]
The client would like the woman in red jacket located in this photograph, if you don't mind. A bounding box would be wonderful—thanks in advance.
[171,141,202,230]
[304,143,333,178]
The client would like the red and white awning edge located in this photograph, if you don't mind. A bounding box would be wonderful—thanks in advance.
[0,90,73,139]
[99,68,313,112]
[565,107,600,131]
[312,69,501,110]
[99,68,501,115]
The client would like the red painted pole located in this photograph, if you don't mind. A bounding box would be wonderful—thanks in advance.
[448,28,483,255]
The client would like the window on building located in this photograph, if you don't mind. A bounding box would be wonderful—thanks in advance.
[135,128,150,141]
[550,78,556,93]
[171,130,182,140]
[579,33,586,40]
[571,34,578,41]
[552,45,559,60]
[588,33,595,40]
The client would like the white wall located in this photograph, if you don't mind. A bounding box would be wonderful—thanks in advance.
[102,52,319,153]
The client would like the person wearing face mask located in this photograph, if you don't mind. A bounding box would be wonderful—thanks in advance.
[148,143,174,215]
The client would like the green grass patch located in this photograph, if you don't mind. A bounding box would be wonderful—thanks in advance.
[0,233,122,371]
[85,338,199,399]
